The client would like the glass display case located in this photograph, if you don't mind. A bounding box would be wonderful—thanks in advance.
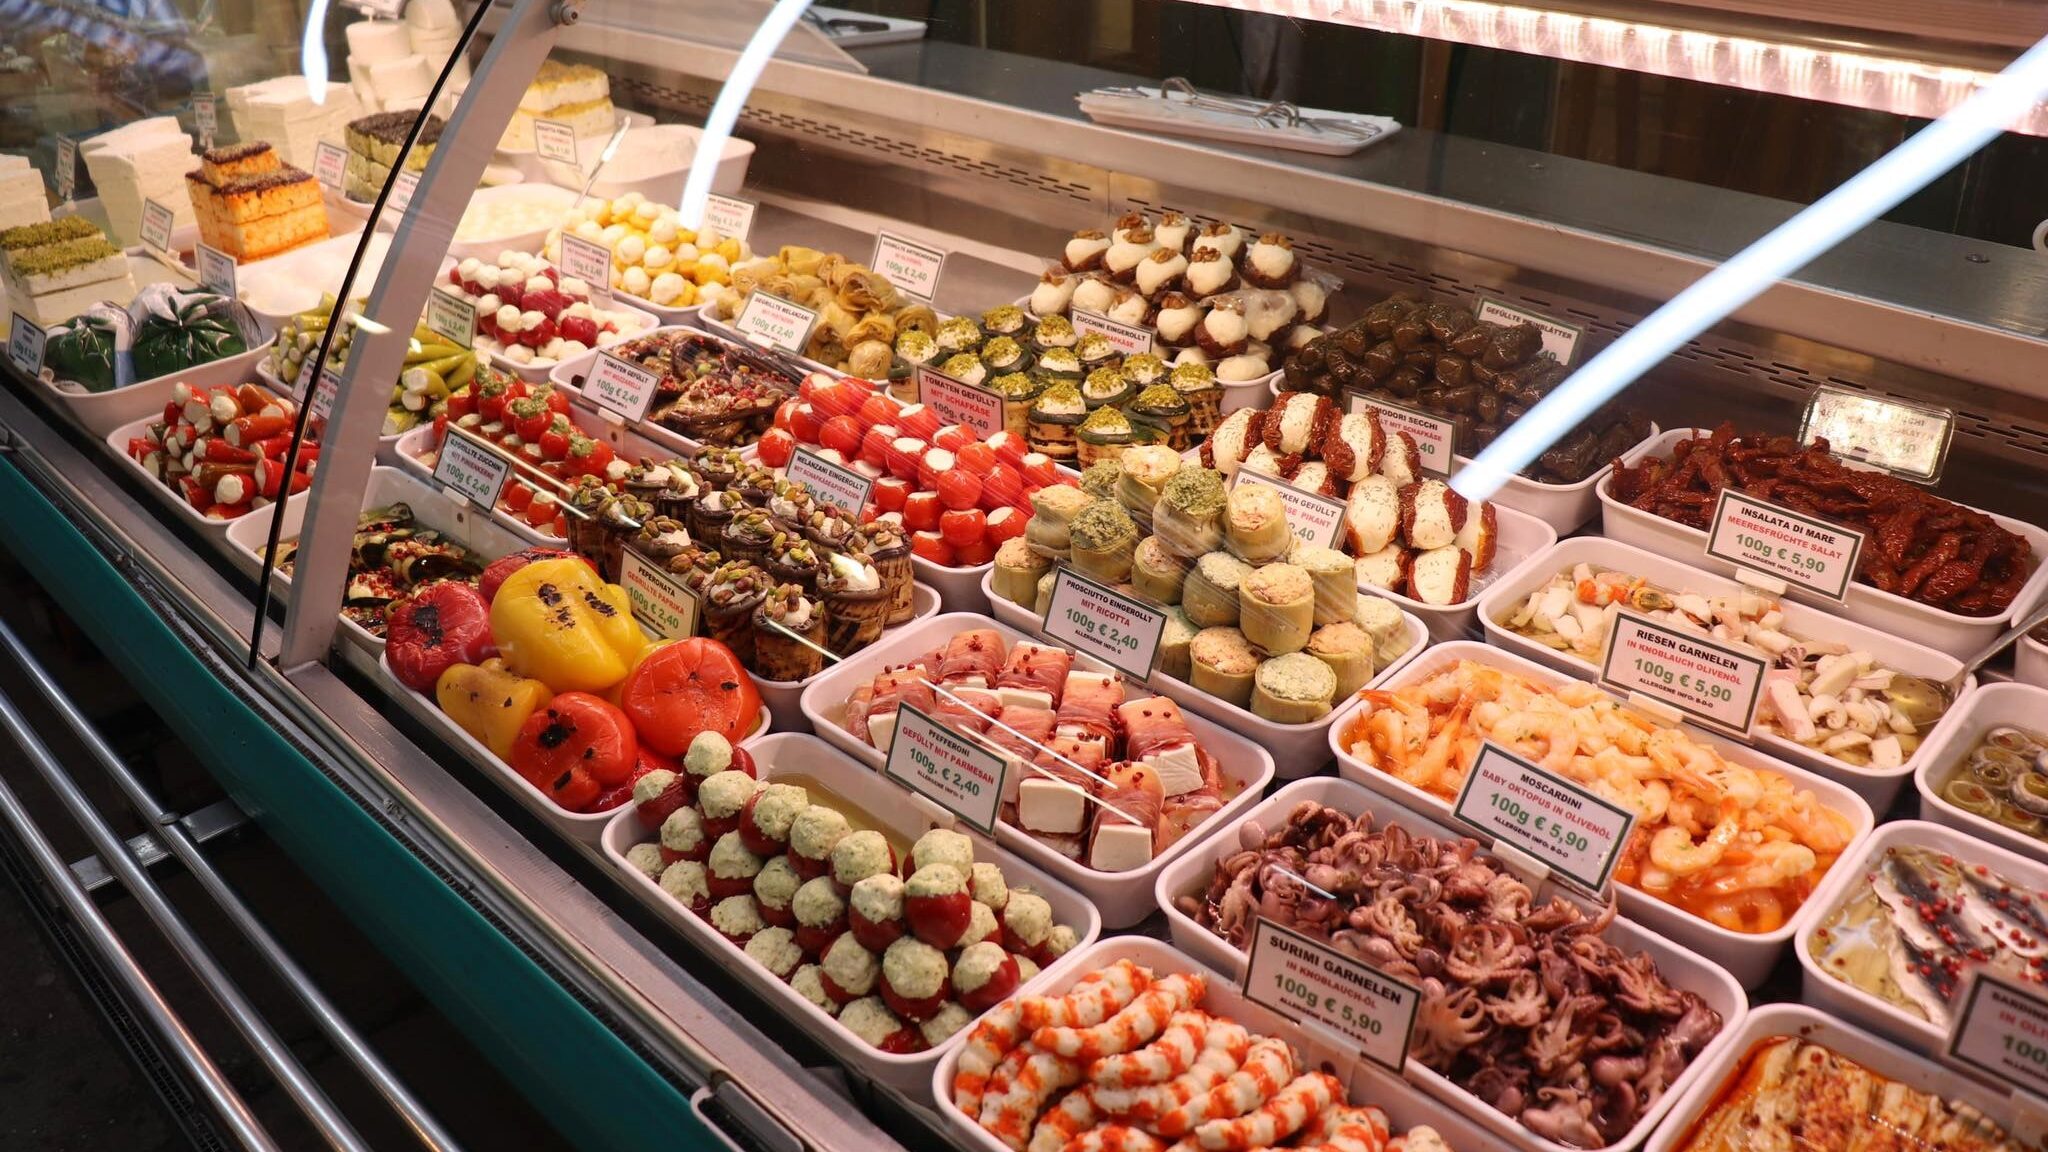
[4,0,2048,1147]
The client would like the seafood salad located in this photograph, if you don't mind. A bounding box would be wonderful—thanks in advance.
[1177,802,1722,1149]
[1339,661,1858,933]
[1678,1036,2025,1152]
[1807,846,2048,1028]
[951,958,1452,1152]
[1499,563,1952,769]
[1937,725,2048,848]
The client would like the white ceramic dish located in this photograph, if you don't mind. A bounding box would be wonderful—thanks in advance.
[599,732,1100,1100]
[1329,639,1875,989]
[496,109,655,181]
[449,183,580,262]
[233,231,393,326]
[1154,773,1747,1152]
[1366,498,1556,643]
[224,466,528,655]
[914,556,993,616]
[932,934,1602,1152]
[536,124,755,206]
[754,582,942,733]
[2018,630,2048,690]
[1597,427,2048,659]
[1476,535,1973,813]
[545,323,793,460]
[1914,681,2048,867]
[39,334,275,438]
[982,567,1429,778]
[798,612,1277,927]
[104,413,251,534]
[436,254,661,385]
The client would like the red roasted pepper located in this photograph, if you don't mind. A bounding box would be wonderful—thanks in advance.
[509,692,639,812]
[386,583,495,692]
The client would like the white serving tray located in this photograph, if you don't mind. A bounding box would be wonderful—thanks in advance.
[1077,91,1401,157]
[1914,681,2048,867]
[1366,498,1556,644]
[983,567,1429,779]
[1329,639,1875,989]
[545,323,790,460]
[437,254,660,385]
[39,333,274,438]
[449,183,579,263]
[1598,427,2048,659]
[103,413,253,534]
[599,732,1101,1100]
[232,230,392,327]
[1476,535,1973,813]
[798,612,1276,927]
[1154,774,1747,1152]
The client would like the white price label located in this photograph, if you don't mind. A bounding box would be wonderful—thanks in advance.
[391,169,419,212]
[294,353,317,396]
[195,243,237,299]
[54,137,76,200]
[734,291,819,356]
[532,119,578,165]
[425,287,476,349]
[786,445,873,516]
[558,235,612,300]
[310,367,340,419]
[619,550,700,639]
[1948,972,2048,1102]
[1041,568,1165,682]
[193,93,217,142]
[917,365,1003,440]
[140,198,175,253]
[1350,394,1457,476]
[433,431,512,508]
[1232,469,1344,550]
[313,141,347,190]
[1598,608,1765,736]
[8,314,47,376]
[703,194,755,243]
[1242,919,1418,1073]
[884,703,1008,834]
[1453,741,1636,893]
[584,350,662,423]
[871,231,946,303]
[1800,384,1954,484]
[1071,309,1152,357]
[1705,489,1864,602]
[1475,297,1584,366]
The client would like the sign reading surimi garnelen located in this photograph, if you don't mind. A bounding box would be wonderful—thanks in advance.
[884,703,1007,833]
[1597,608,1765,736]
[1242,918,1418,1073]
[1453,740,1635,893]
[1705,489,1864,602]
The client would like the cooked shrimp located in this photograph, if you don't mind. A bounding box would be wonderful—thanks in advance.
[956,1000,1027,1115]
[1090,1011,1209,1087]
[1060,1126,1165,1152]
[1648,799,1740,874]
[1488,710,1576,772]
[1385,1125,1447,1152]
[1697,841,1818,898]
[1772,792,1854,854]
[1036,973,1203,1061]
[1190,1071,1340,1151]
[982,1050,1082,1151]
[1027,1087,1099,1152]
[1153,1038,1293,1137]
[1094,1022,1249,1122]
[1021,961,1150,1030]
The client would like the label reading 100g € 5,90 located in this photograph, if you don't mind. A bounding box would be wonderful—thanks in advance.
[1348,394,1457,476]
[1041,568,1166,682]
[1453,740,1636,893]
[1948,971,2048,1104]
[1706,489,1866,603]
[884,704,1007,833]
[618,551,699,640]
[1598,608,1765,736]
[1242,918,1418,1073]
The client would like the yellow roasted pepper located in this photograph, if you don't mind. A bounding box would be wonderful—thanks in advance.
[435,658,552,760]
[489,557,646,694]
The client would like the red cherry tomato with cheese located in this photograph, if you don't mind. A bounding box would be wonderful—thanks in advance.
[909,531,955,565]
[903,491,943,533]
[1020,453,1060,489]
[838,376,876,406]
[851,457,885,480]
[504,482,533,513]
[789,401,823,445]
[986,505,1027,544]
[939,508,986,549]
[873,477,910,513]
[917,448,956,491]
[981,464,1024,510]
[819,415,863,458]
[887,438,926,481]
[986,431,1028,466]
[524,491,559,527]
[951,537,996,566]
[935,468,982,511]
[931,425,970,452]
[798,372,833,402]
[858,394,899,429]
[954,442,997,477]
[756,428,796,469]
[897,404,940,441]
[859,427,894,467]
[773,398,798,431]
[812,380,862,421]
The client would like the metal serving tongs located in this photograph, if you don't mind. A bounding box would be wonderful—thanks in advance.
[1088,77,1382,139]
[1950,595,2048,692]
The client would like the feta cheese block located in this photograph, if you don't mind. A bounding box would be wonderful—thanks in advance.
[0,156,49,233]
[0,218,134,325]
[499,60,613,151]
[224,79,361,171]
[79,117,197,246]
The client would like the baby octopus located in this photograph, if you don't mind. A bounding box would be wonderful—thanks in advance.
[1177,803,1722,1149]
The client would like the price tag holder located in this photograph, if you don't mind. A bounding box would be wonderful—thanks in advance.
[917,364,1003,440]
[1232,468,1344,550]
[1349,394,1458,476]
[1241,918,1418,1073]
[1072,309,1153,358]
[1041,568,1166,682]
[585,350,661,423]
[391,170,419,212]
[193,93,217,147]
[140,199,175,253]
[1452,741,1635,894]
[558,234,613,300]
[532,119,578,165]
[1705,489,1864,602]
[425,287,477,349]
[195,243,237,299]
[1598,608,1765,737]
[9,314,47,376]
[619,551,700,639]
[310,367,341,419]
[787,445,874,516]
[313,141,347,190]
[433,431,512,508]
[1475,297,1585,366]
[871,231,946,303]
[1948,971,2048,1105]
[884,703,1007,834]
[734,291,819,356]
[342,0,405,18]
[704,194,756,244]
[1799,383,1954,484]
[55,137,76,201]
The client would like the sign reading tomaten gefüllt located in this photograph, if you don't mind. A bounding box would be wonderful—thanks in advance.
[1071,309,1153,358]
[885,703,1007,833]
[1452,740,1635,894]
[8,314,47,376]
[1349,394,1457,476]
[313,142,347,190]
[140,198,175,253]
[1475,297,1584,366]
[584,349,661,423]
[786,445,873,517]
[619,550,700,639]
[195,243,237,299]
[1597,608,1765,736]
[1705,489,1864,603]
[1232,468,1344,550]
[1947,970,2048,1104]
[733,291,819,356]
[1799,383,1955,484]
[917,364,1003,441]
[1242,918,1418,1073]
[703,194,756,244]
[1041,568,1166,682]
[425,286,477,349]
[532,119,578,165]
[558,235,613,301]
[433,429,513,508]
[870,231,946,303]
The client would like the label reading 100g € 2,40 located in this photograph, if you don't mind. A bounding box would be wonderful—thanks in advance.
[432,430,512,508]
[1948,971,2048,1103]
[1453,740,1635,893]
[733,291,819,356]
[917,365,1003,440]
[1598,608,1765,736]
[885,704,1007,833]
[585,351,662,423]
[618,550,699,640]
[1042,568,1165,682]
[1242,918,1418,1073]
[1349,394,1457,476]
[871,231,946,303]
[1706,489,1865,602]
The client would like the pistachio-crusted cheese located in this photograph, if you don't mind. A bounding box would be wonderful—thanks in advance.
[624,843,665,879]
[935,315,983,351]
[1075,331,1117,363]
[839,997,905,1048]
[698,770,759,820]
[991,371,1038,400]
[831,830,894,887]
[1031,381,1086,419]
[851,873,905,924]
[968,862,1009,911]
[960,900,1000,948]
[921,1002,973,1048]
[1193,551,1252,593]
[821,934,878,997]
[746,927,803,979]
[791,964,838,1015]
[911,829,975,879]
[906,862,968,899]
[632,769,679,805]
[708,832,765,882]
[1034,315,1077,347]
[660,807,705,856]
[659,860,709,907]
[749,783,810,842]
[953,941,1010,996]
[941,352,987,386]
[792,876,845,928]
[1044,924,1078,959]
[1256,652,1337,703]
[789,805,850,863]
[754,855,802,910]
[882,937,950,999]
[710,894,763,938]
[1070,500,1137,552]
[1002,891,1053,949]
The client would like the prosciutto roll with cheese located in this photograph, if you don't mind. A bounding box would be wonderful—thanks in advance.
[1114,697,1198,766]
[1054,671,1125,749]
[994,641,1071,710]
[1088,763,1165,872]
[937,629,1006,688]
[931,685,999,734]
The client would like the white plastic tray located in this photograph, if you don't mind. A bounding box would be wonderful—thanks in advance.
[600,732,1101,1100]
[798,612,1276,927]
[449,183,579,263]
[915,556,993,616]
[103,413,254,534]
[1913,681,2048,867]
[545,323,790,460]
[2019,631,2048,690]
[1329,639,1875,989]
[39,334,274,438]
[1598,427,2048,659]
[1154,774,1746,1152]
[436,254,661,385]
[1476,535,1973,813]
[755,581,941,733]
[982,567,1429,778]
[223,466,528,655]
[1367,499,1556,643]
[932,934,1593,1152]
[233,230,392,327]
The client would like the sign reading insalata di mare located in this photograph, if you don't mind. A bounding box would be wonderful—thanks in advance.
[1452,740,1635,894]
[1041,568,1166,682]
[884,703,1007,833]
[1705,489,1865,602]
[1597,608,1765,736]
[1349,394,1457,476]
[1242,918,1418,1073]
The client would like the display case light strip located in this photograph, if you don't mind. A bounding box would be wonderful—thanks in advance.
[677,0,815,231]
[302,0,331,105]
[1191,0,2047,133]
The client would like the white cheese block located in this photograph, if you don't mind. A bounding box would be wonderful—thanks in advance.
[1064,670,1115,693]
[1018,779,1088,835]
[865,710,899,754]
[1088,823,1154,872]
[17,273,136,327]
[1144,743,1203,796]
[344,18,414,63]
[995,686,1054,711]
